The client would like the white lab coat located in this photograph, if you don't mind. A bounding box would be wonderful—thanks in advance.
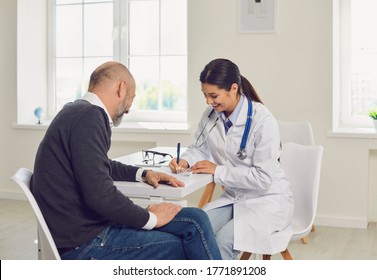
[182,99,294,254]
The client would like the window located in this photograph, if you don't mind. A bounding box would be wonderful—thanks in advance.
[334,0,377,130]
[47,0,187,124]
[52,0,114,115]
[125,0,187,123]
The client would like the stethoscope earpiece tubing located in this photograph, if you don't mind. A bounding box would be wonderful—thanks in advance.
[238,98,253,159]
[197,98,252,160]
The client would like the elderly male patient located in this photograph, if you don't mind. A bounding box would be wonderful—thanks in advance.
[31,61,221,260]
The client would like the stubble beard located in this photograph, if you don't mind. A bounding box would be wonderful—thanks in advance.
[113,98,130,127]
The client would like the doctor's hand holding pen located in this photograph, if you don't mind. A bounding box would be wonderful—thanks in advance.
[169,158,189,174]
[169,159,217,175]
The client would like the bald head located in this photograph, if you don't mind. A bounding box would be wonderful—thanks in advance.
[87,61,136,126]
[88,61,133,92]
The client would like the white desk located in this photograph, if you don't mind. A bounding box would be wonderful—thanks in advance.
[114,146,213,207]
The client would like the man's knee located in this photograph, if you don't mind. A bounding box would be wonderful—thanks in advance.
[178,207,210,222]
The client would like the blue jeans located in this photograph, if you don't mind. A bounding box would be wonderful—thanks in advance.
[205,205,240,260]
[61,207,221,260]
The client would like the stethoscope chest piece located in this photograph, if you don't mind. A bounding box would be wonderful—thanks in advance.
[236,149,247,160]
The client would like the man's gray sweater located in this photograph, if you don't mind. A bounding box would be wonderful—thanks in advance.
[31,100,149,249]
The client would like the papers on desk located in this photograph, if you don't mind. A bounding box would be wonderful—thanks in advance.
[164,167,192,178]
[176,168,192,177]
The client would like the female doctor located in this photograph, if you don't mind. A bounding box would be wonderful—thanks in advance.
[169,58,294,259]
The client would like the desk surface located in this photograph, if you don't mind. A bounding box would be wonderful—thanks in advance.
[114,147,213,199]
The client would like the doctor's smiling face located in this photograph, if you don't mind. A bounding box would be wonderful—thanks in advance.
[202,82,240,118]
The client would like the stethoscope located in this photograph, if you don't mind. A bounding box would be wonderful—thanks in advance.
[195,98,253,160]
[236,98,253,160]
[195,110,219,148]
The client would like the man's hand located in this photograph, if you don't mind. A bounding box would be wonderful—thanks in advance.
[148,202,182,228]
[145,170,185,188]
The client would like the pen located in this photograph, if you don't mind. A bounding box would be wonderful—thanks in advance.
[177,142,181,164]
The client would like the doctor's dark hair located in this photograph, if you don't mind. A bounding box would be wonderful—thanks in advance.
[199,58,263,104]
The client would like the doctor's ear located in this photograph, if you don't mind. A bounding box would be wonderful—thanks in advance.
[230,83,238,93]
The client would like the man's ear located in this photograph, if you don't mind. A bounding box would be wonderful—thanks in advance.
[117,80,125,98]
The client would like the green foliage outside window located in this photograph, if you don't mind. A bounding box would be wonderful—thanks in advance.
[136,80,184,111]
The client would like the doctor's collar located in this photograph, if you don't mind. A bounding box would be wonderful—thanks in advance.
[220,94,245,124]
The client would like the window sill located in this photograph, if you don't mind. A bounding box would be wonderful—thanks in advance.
[328,127,377,139]
[12,122,51,130]
[113,122,190,134]
[12,121,191,135]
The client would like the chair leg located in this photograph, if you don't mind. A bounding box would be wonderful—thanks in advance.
[241,251,289,260]
[280,249,293,260]
[240,252,252,260]
[301,224,316,244]
[197,182,216,208]
[240,252,271,260]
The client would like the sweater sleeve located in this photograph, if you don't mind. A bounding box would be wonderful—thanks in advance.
[110,159,139,182]
[69,107,149,229]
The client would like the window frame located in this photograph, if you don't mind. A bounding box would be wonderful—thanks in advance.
[333,0,376,130]
[47,0,187,124]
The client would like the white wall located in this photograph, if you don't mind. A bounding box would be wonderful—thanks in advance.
[2,0,377,228]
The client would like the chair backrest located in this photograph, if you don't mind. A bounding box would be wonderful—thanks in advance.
[280,143,323,240]
[277,120,315,146]
[10,168,61,260]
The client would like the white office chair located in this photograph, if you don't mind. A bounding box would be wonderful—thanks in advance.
[241,142,323,260]
[277,120,316,243]
[280,142,323,250]
[277,120,315,146]
[10,168,61,260]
